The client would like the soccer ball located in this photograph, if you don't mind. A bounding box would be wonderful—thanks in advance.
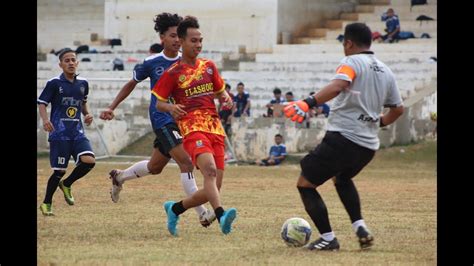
[280,217,312,247]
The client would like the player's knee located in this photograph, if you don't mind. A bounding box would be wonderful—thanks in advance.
[202,164,217,179]
[148,164,164,175]
[334,178,352,188]
[54,170,66,178]
[80,155,95,164]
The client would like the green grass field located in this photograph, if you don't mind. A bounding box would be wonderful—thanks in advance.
[37,140,436,265]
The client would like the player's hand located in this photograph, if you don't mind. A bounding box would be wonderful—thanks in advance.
[99,108,115,120]
[43,120,54,132]
[84,114,93,126]
[283,100,309,123]
[170,104,187,119]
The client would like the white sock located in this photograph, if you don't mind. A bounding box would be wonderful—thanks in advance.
[119,160,150,183]
[352,219,367,232]
[180,172,207,215]
[321,232,335,242]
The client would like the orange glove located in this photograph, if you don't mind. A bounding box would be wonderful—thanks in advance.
[283,101,309,123]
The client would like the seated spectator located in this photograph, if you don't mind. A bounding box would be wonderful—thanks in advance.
[112,58,124,71]
[256,134,287,166]
[264,88,285,117]
[376,8,401,43]
[218,83,234,137]
[284,91,295,103]
[232,82,251,117]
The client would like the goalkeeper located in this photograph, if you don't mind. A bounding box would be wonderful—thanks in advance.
[283,23,404,251]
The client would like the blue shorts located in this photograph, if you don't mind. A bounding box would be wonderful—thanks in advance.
[49,139,94,170]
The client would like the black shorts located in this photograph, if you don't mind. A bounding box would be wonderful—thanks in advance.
[153,123,183,158]
[300,131,375,186]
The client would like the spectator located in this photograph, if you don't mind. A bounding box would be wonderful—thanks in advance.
[264,87,285,117]
[232,82,251,117]
[256,134,287,166]
[218,83,234,137]
[113,58,124,71]
[378,8,401,43]
[285,91,295,103]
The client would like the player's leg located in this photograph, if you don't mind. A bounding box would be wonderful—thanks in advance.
[297,132,346,251]
[40,140,70,216]
[59,139,95,205]
[163,123,215,226]
[333,143,375,249]
[211,136,237,235]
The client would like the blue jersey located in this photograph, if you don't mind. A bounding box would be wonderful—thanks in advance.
[133,52,180,129]
[37,73,89,141]
[269,144,287,157]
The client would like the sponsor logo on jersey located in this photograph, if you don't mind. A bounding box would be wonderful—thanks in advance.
[179,75,186,82]
[357,114,379,123]
[62,97,82,107]
[196,140,203,147]
[59,87,63,94]
[66,107,78,118]
[156,66,164,76]
[184,82,214,97]
[206,67,213,75]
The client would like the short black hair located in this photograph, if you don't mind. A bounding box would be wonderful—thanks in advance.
[177,15,199,38]
[225,83,231,89]
[154,13,182,34]
[275,134,283,138]
[149,43,163,53]
[344,23,372,48]
[58,48,75,61]
[273,88,282,94]
[237,82,244,87]
[285,91,293,96]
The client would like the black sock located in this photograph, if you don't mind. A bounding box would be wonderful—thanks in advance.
[335,179,362,223]
[214,207,224,222]
[297,186,332,234]
[62,162,95,187]
[171,201,187,216]
[43,171,65,204]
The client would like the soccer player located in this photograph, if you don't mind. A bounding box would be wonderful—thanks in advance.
[152,16,237,236]
[99,13,215,227]
[38,49,96,216]
[284,23,404,250]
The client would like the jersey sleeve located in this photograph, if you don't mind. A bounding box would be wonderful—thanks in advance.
[384,76,403,107]
[133,61,148,82]
[151,70,174,102]
[37,80,56,105]
[332,57,357,83]
[209,61,225,94]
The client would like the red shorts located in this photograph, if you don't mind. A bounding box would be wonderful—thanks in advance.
[183,131,225,170]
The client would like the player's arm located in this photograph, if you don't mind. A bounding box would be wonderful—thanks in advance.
[82,101,93,126]
[100,79,138,120]
[156,100,187,120]
[215,88,233,109]
[38,103,54,132]
[284,79,349,123]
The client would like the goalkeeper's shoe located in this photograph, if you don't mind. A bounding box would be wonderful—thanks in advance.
[283,101,309,123]
[58,180,74,205]
[164,201,180,236]
[219,208,237,234]
[356,226,374,250]
[306,237,340,251]
[40,203,54,216]
[109,169,123,203]
[199,209,217,228]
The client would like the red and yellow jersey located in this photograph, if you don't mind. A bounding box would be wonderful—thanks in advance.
[152,58,226,137]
